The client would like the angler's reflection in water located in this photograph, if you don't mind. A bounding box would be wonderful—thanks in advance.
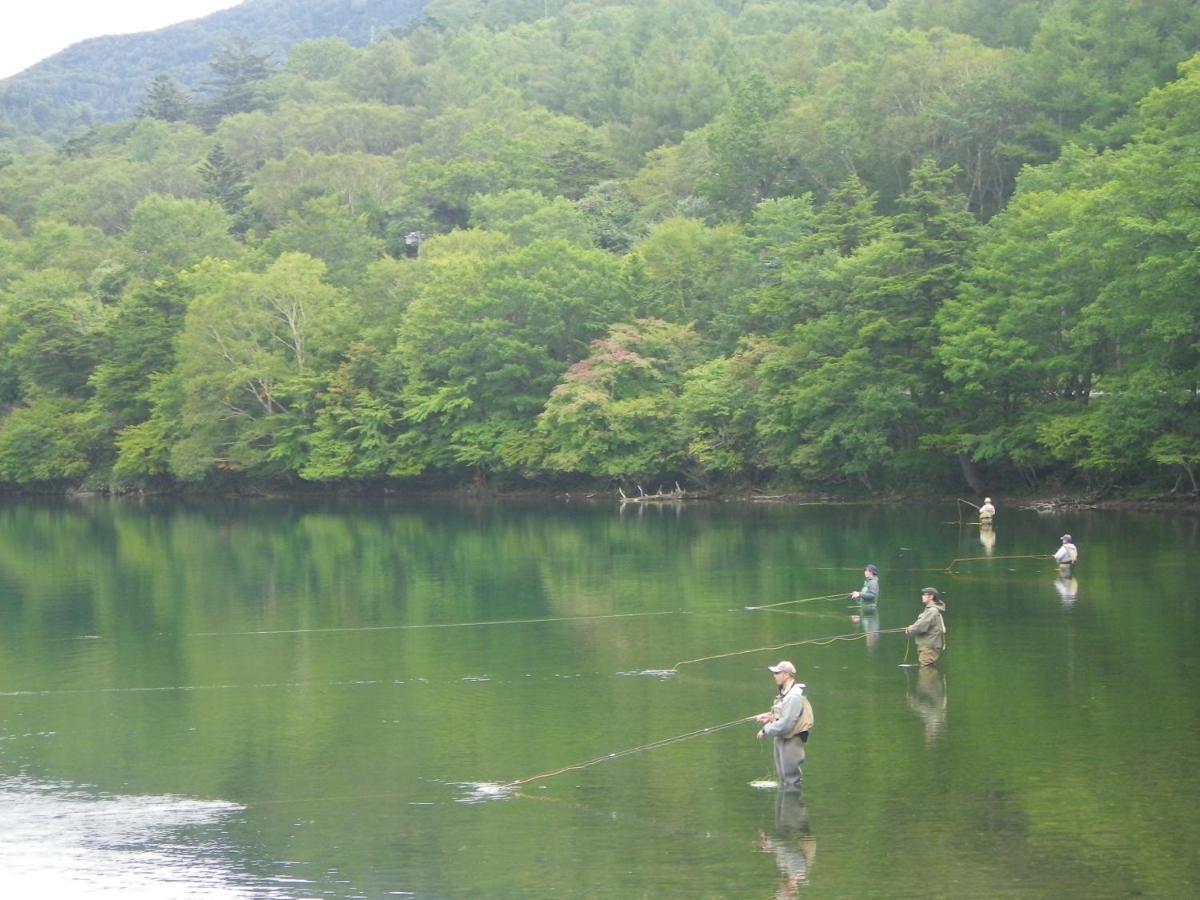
[906,666,947,746]
[759,790,816,898]
[1054,573,1078,606]
[979,523,996,555]
[848,607,880,652]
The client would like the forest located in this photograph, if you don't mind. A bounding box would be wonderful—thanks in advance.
[1,0,1198,497]
[0,0,429,138]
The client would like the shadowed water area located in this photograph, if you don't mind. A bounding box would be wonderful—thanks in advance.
[1,498,1197,897]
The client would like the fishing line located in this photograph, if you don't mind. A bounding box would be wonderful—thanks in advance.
[0,679,388,698]
[0,668,690,698]
[813,565,942,573]
[188,609,686,638]
[755,608,844,620]
[502,715,755,791]
[943,554,1053,573]
[956,498,979,526]
[744,592,845,611]
[670,628,909,671]
[748,732,780,789]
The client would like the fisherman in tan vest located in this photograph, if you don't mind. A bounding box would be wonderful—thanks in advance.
[753,661,813,791]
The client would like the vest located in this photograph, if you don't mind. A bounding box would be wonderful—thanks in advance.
[788,693,815,738]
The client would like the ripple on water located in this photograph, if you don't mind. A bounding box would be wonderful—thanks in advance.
[617,669,677,679]
[455,781,518,803]
[0,775,283,897]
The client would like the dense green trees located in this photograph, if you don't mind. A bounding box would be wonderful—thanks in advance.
[139,76,192,123]
[392,235,628,476]
[1,0,1198,495]
[937,57,1200,493]
[0,0,431,138]
[539,319,706,478]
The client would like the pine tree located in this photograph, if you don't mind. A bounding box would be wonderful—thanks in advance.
[198,143,251,236]
[198,37,275,128]
[138,75,192,122]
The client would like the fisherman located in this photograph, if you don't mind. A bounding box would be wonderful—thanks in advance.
[903,588,947,667]
[754,661,812,791]
[850,564,880,605]
[978,497,996,525]
[1054,534,1078,568]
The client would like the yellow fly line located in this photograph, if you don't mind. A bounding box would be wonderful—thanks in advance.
[671,627,908,671]
[943,554,1054,573]
[505,716,756,789]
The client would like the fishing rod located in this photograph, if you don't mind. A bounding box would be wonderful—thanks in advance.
[504,715,757,789]
[670,627,909,671]
[744,592,846,611]
[956,498,980,526]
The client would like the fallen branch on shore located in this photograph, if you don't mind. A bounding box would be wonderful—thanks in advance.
[618,482,691,502]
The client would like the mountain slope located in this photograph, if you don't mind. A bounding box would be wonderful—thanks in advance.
[0,0,429,140]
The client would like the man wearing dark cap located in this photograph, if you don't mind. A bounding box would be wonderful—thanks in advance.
[850,564,880,605]
[903,588,947,667]
[754,661,812,791]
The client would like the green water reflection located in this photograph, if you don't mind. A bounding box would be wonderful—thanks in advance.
[1,498,1197,897]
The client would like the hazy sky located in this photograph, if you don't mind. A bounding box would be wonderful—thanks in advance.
[0,1,242,80]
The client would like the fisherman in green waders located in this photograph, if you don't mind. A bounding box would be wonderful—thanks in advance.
[850,564,880,606]
[903,588,947,667]
[754,661,813,791]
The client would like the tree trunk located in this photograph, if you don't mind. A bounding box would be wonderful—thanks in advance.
[957,452,984,493]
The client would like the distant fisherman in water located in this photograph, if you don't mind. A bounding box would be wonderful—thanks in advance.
[850,564,879,605]
[903,588,947,667]
[1054,534,1078,568]
[754,661,812,791]
[978,497,996,525]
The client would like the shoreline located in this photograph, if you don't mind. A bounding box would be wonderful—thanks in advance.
[2,483,1192,513]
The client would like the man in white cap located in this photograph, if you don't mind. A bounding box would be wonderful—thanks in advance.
[1054,534,1078,567]
[978,497,996,525]
[754,661,812,791]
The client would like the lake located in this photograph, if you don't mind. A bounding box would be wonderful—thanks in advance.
[1,497,1197,898]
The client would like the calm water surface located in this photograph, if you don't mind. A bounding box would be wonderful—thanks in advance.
[1,498,1197,898]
